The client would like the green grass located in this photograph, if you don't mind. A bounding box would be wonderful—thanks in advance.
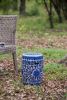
[0,53,11,60]
[16,47,67,80]
[0,0,67,80]
[44,63,67,80]
[16,1,67,38]
[17,47,67,60]
[17,16,67,40]
[0,1,67,37]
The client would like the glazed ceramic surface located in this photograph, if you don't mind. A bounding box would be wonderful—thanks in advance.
[22,53,43,85]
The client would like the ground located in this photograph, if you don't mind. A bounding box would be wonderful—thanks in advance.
[0,31,67,100]
[0,4,67,99]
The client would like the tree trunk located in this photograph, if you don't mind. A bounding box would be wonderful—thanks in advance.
[62,0,67,20]
[43,0,54,28]
[19,0,26,15]
[49,0,54,28]
[12,0,18,11]
[52,0,62,23]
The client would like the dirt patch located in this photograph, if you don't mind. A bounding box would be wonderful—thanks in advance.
[0,35,67,100]
[17,36,67,49]
[0,70,67,100]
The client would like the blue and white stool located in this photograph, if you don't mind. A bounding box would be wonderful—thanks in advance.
[22,53,43,85]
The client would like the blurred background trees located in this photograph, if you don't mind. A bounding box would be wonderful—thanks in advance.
[0,0,18,13]
[0,0,67,28]
[19,0,26,15]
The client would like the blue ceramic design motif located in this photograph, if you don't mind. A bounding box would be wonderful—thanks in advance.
[22,53,43,85]
[32,69,40,78]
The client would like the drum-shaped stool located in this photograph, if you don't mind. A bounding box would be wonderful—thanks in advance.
[22,53,43,85]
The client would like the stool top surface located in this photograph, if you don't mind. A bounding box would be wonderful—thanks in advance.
[22,53,43,59]
[23,53,42,57]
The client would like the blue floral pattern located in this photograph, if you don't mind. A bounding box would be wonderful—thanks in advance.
[22,53,43,85]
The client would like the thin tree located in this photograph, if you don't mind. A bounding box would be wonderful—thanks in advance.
[43,0,54,28]
[19,0,26,15]
[62,0,67,20]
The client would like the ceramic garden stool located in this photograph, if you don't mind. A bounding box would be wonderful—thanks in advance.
[22,53,43,85]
